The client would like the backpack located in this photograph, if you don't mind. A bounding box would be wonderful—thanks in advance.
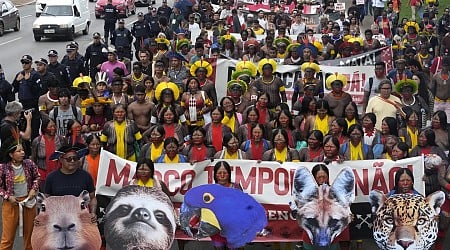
[53,105,78,121]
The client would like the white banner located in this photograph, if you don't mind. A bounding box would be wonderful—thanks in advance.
[214,59,375,106]
[96,150,425,204]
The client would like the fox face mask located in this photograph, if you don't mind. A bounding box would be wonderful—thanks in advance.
[291,166,355,247]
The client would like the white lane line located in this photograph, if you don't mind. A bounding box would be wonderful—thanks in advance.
[22,14,33,18]
[0,37,22,46]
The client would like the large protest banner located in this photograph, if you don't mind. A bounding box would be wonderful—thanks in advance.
[96,150,425,242]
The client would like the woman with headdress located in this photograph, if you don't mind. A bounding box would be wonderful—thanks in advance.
[153,34,170,67]
[180,77,213,132]
[81,97,113,133]
[273,37,291,60]
[297,42,319,64]
[176,38,193,63]
[251,59,287,110]
[283,43,301,65]
[292,62,321,107]
[323,73,352,119]
[0,138,40,250]
[150,82,186,126]
[241,39,261,63]
[219,34,240,59]
[226,79,250,115]
[403,21,420,46]
[190,59,218,107]
[395,79,429,128]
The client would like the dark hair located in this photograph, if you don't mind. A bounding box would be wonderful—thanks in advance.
[276,109,295,130]
[316,99,334,116]
[186,77,201,91]
[41,117,55,134]
[394,141,409,157]
[159,106,179,124]
[311,164,329,182]
[66,119,81,136]
[343,102,359,121]
[334,118,348,136]
[362,112,377,125]
[308,130,324,146]
[250,123,266,138]
[191,126,206,138]
[112,103,127,113]
[382,117,398,136]
[86,133,101,146]
[300,96,316,115]
[136,158,155,176]
[113,68,125,77]
[222,133,239,147]
[323,135,340,151]
[164,137,179,148]
[149,125,166,138]
[348,123,363,137]
[220,96,236,110]
[134,84,146,93]
[58,88,71,98]
[393,168,414,194]
[258,92,271,104]
[245,106,260,121]
[213,161,232,183]
[433,111,448,130]
[420,129,437,147]
[271,128,289,146]
[211,106,225,119]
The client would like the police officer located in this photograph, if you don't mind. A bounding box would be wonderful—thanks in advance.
[145,6,161,38]
[47,50,70,89]
[61,43,86,85]
[34,58,55,95]
[84,32,108,79]
[111,19,133,60]
[103,0,118,46]
[131,12,151,60]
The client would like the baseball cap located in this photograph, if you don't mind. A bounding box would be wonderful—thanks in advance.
[66,43,77,51]
[35,58,48,65]
[93,32,101,38]
[20,55,32,63]
[48,49,58,56]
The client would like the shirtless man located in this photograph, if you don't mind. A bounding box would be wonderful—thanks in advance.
[429,56,450,123]
[127,84,154,133]
[38,76,60,118]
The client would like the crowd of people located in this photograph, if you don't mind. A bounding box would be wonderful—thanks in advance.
[1,0,450,249]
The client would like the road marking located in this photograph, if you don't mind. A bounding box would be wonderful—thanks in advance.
[0,37,22,46]
[22,14,33,18]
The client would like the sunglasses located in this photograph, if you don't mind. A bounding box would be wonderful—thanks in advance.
[62,156,79,162]
[21,61,31,64]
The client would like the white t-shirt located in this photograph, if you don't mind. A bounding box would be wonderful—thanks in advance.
[49,106,82,136]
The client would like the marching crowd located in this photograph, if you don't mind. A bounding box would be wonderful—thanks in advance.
[1,0,450,249]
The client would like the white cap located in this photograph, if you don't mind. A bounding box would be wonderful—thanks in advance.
[247,14,254,18]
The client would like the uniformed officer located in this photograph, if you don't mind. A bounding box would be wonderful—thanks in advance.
[131,12,151,60]
[103,0,118,46]
[111,19,133,60]
[145,6,161,38]
[47,50,70,89]
[84,32,108,79]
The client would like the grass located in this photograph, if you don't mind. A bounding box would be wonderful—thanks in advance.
[399,0,449,21]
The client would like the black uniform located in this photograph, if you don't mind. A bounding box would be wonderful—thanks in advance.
[61,54,86,85]
[157,6,172,19]
[37,71,56,95]
[84,42,108,79]
[145,15,161,38]
[111,27,133,60]
[103,3,118,43]
[47,62,70,89]
[0,73,14,120]
[131,20,151,60]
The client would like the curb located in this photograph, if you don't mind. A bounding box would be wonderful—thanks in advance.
[14,0,36,7]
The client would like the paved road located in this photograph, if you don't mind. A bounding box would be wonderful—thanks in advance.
[1,1,450,249]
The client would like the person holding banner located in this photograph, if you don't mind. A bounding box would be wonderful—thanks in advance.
[100,104,142,161]
[387,168,420,196]
[390,141,410,160]
[129,158,169,195]
[214,133,247,160]
[241,123,272,161]
[312,136,344,164]
[262,129,300,163]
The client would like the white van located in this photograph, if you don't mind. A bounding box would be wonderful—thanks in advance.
[32,0,90,41]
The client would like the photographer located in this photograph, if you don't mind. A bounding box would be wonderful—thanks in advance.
[0,101,32,163]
